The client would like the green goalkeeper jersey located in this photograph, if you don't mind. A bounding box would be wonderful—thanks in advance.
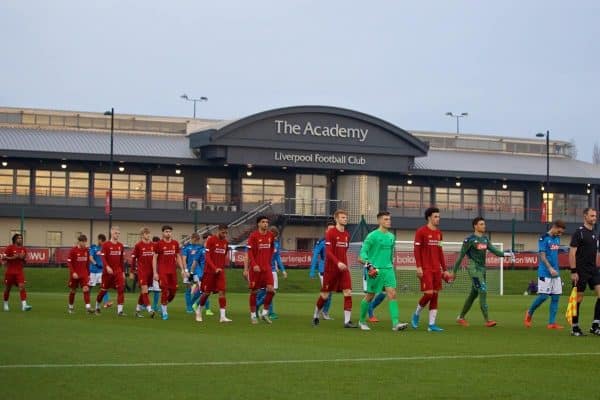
[452,234,504,273]
[359,229,395,269]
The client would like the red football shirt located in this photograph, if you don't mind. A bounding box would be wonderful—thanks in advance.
[4,244,26,273]
[325,227,349,270]
[101,241,125,273]
[247,230,274,272]
[204,235,229,272]
[413,225,446,271]
[131,241,155,274]
[154,239,180,274]
[67,246,89,276]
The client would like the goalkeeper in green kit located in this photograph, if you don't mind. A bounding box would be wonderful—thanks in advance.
[450,217,514,327]
[357,211,408,331]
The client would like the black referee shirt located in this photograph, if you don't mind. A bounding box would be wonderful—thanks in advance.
[570,226,599,272]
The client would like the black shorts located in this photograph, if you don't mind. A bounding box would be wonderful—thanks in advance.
[576,269,600,292]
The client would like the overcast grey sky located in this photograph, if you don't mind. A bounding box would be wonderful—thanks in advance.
[2,1,599,161]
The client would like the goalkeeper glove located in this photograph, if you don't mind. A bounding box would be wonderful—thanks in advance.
[365,263,378,278]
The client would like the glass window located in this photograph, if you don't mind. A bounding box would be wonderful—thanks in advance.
[0,169,30,203]
[550,193,589,223]
[387,185,430,217]
[294,174,329,215]
[94,172,146,207]
[46,231,62,247]
[242,178,285,211]
[151,175,184,208]
[206,178,231,204]
[482,189,525,221]
[435,187,478,219]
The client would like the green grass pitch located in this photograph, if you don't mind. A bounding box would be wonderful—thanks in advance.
[1,269,599,400]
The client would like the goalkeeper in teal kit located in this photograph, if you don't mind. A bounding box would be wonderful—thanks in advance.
[450,217,514,327]
[357,211,408,331]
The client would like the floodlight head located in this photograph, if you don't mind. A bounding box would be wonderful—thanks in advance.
[445,112,453,116]
[180,94,189,100]
[461,112,468,116]
[536,132,545,138]
[200,96,208,101]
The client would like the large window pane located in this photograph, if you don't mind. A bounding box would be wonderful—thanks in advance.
[482,189,524,221]
[151,175,184,209]
[0,169,30,204]
[387,185,430,217]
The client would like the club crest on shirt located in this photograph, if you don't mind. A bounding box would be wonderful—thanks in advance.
[476,243,487,250]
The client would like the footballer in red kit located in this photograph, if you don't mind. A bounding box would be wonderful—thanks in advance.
[152,225,185,320]
[410,207,449,332]
[312,210,357,328]
[95,226,126,316]
[244,215,276,324]
[196,224,232,323]
[2,233,32,311]
[131,227,156,318]
[67,234,92,313]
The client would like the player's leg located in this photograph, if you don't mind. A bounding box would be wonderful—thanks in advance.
[339,268,356,328]
[217,271,230,322]
[17,272,31,311]
[474,276,494,326]
[425,272,444,332]
[457,275,479,326]
[320,273,333,319]
[313,270,334,325]
[570,274,587,335]
[525,277,549,327]
[413,271,434,328]
[589,278,600,335]
[256,288,266,311]
[260,271,276,321]
[184,280,193,313]
[116,273,126,316]
[82,284,92,313]
[94,275,109,313]
[359,291,376,328]
[3,274,12,311]
[368,291,386,321]
[68,283,76,314]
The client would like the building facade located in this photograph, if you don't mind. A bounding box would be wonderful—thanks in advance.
[1,106,598,251]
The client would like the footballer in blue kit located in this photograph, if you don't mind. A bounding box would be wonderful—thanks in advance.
[524,219,566,329]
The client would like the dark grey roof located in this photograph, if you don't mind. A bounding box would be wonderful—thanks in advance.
[415,150,600,182]
[0,127,195,161]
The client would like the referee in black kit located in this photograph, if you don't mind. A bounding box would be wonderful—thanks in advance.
[569,207,600,336]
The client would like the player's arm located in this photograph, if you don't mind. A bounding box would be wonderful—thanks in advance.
[309,241,322,278]
[358,234,377,277]
[413,229,424,278]
[101,245,113,274]
[325,231,342,268]
[4,247,17,260]
[273,245,286,276]
[67,248,77,279]
[152,251,159,281]
[487,242,507,258]
[569,230,581,284]
[452,239,470,274]
[247,234,260,272]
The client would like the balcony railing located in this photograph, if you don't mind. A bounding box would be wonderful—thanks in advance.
[283,198,348,217]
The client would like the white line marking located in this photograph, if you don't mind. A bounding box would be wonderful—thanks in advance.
[2,352,600,369]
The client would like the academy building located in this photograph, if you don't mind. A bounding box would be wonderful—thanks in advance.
[1,105,598,251]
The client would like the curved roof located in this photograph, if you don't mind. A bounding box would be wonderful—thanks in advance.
[193,105,429,155]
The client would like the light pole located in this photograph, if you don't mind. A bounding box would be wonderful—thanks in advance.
[180,94,208,119]
[445,112,468,134]
[104,108,115,233]
[536,130,550,225]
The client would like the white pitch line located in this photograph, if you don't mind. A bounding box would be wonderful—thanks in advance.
[2,352,600,369]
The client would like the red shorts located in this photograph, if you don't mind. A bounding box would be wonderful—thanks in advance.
[420,269,442,292]
[4,271,25,286]
[68,275,90,289]
[248,269,274,290]
[159,272,178,291]
[322,267,352,292]
[137,268,154,287]
[201,270,226,293]
[101,271,125,291]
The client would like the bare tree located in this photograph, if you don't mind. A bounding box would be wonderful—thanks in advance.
[567,139,578,159]
[594,142,600,164]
